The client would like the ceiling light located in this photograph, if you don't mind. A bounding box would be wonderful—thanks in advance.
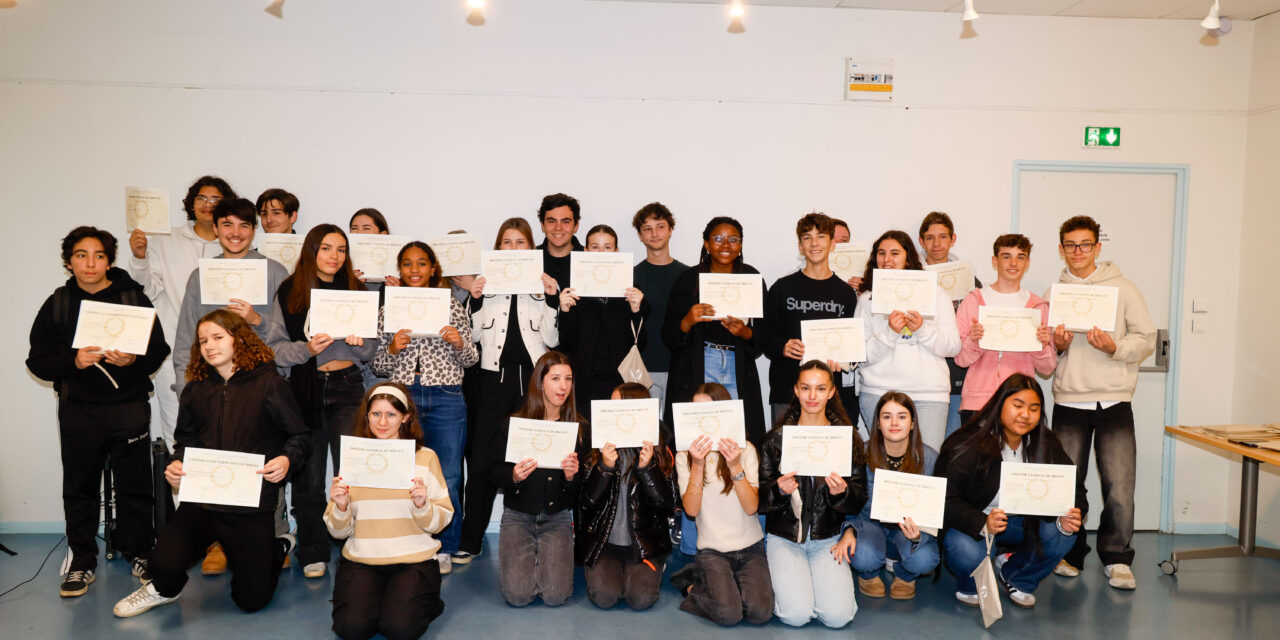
[1200,1,1221,30]
[962,0,979,22]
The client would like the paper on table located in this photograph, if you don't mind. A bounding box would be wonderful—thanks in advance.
[924,261,975,301]
[801,318,867,365]
[869,469,947,531]
[1046,283,1119,332]
[256,233,305,273]
[870,269,938,316]
[570,252,633,298]
[199,259,269,305]
[828,243,871,282]
[428,234,482,277]
[780,425,854,477]
[125,187,171,235]
[383,286,452,337]
[504,418,580,468]
[590,398,660,449]
[998,462,1076,517]
[308,290,380,338]
[672,400,747,452]
[977,306,1043,353]
[338,435,416,490]
[698,273,764,319]
[71,301,157,356]
[349,234,410,281]
[481,250,544,295]
[177,447,265,508]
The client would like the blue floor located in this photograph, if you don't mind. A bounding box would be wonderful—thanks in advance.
[1,532,1278,639]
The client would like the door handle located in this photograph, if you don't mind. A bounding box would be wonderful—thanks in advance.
[1139,328,1169,373]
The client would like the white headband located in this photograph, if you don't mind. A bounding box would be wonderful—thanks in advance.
[370,385,410,408]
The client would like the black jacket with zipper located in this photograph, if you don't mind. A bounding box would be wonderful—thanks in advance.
[489,416,588,516]
[758,426,867,542]
[574,451,674,567]
[172,361,310,513]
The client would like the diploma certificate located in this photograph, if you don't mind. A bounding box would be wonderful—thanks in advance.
[871,269,938,316]
[505,418,580,469]
[125,187,170,235]
[570,252,633,298]
[383,286,452,337]
[199,259,269,306]
[998,462,1076,517]
[308,290,380,338]
[869,469,947,530]
[672,400,747,452]
[779,425,854,477]
[349,234,410,280]
[177,447,265,508]
[428,234,482,277]
[801,318,867,365]
[481,250,544,295]
[924,261,975,301]
[71,301,158,355]
[590,398,660,449]
[698,273,764,319]
[338,435,416,490]
[256,233,305,273]
[828,243,871,282]
[1047,283,1119,332]
[977,306,1043,353]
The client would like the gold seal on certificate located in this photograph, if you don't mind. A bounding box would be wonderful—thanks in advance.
[672,400,747,451]
[199,259,269,305]
[869,469,947,529]
[335,304,355,323]
[256,233,305,273]
[428,234,482,277]
[828,243,870,281]
[897,487,920,509]
[125,187,171,235]
[570,252,633,298]
[871,269,938,316]
[177,448,265,508]
[924,261,974,301]
[383,286,452,337]
[532,433,553,452]
[72,300,158,355]
[481,250,544,295]
[998,461,1075,517]
[780,425,854,477]
[210,465,235,488]
[103,317,126,337]
[801,318,867,365]
[977,306,1042,353]
[223,271,244,292]
[698,273,764,319]
[591,398,659,448]
[309,290,380,338]
[407,301,427,318]
[349,234,410,281]
[505,418,579,468]
[1046,283,1119,332]
[339,436,415,489]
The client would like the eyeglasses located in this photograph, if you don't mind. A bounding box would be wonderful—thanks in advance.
[195,195,223,204]
[368,410,402,422]
[1061,241,1097,254]
[709,235,742,246]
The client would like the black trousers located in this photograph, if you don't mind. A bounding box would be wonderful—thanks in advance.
[149,504,283,612]
[583,544,666,611]
[459,366,529,555]
[58,399,154,570]
[293,366,364,565]
[331,557,443,640]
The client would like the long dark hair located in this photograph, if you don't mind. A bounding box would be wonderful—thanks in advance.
[866,391,926,474]
[514,351,585,432]
[587,382,673,476]
[397,241,446,289]
[859,229,923,294]
[285,224,364,314]
[939,373,1053,471]
[775,360,866,466]
[696,216,745,273]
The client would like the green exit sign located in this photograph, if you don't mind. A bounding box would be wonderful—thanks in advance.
[1084,126,1121,148]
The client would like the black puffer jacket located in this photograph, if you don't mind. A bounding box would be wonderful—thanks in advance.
[758,426,867,542]
[575,451,674,567]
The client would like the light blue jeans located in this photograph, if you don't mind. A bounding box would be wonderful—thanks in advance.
[858,393,950,452]
[765,533,856,628]
[849,517,940,582]
[703,344,738,399]
[944,393,964,439]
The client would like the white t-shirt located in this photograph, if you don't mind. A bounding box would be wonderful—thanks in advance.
[982,287,1031,309]
[675,445,764,553]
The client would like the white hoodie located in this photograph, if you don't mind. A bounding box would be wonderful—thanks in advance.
[857,283,961,403]
[127,221,222,341]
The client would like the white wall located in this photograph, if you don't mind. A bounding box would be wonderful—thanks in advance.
[0,0,1261,530]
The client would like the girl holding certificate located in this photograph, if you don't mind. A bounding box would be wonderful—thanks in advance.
[934,373,1084,609]
[673,383,774,627]
[759,361,867,628]
[267,224,378,579]
[489,351,586,607]
[348,208,395,289]
[113,310,309,617]
[457,217,560,564]
[830,391,940,600]
[557,224,649,413]
[576,382,674,611]
[326,383,453,640]
[372,241,478,573]
[855,230,960,451]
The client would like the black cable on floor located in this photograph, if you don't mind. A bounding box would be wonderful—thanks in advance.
[0,536,66,600]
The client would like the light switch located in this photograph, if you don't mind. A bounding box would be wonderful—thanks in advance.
[1192,299,1208,313]
[1192,318,1208,333]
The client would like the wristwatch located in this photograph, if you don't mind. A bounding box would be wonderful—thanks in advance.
[730,470,746,482]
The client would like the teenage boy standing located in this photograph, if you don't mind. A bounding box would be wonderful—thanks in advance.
[28,227,170,597]
[918,211,980,438]
[1048,215,1155,590]
[631,202,687,412]
[256,188,300,234]
[536,193,584,295]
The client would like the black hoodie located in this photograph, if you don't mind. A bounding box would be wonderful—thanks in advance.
[27,267,170,404]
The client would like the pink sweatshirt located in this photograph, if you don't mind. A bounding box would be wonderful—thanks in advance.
[954,288,1057,411]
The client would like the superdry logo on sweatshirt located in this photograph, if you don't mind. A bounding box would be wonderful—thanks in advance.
[785,297,846,315]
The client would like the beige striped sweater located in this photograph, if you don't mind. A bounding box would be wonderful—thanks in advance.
[323,447,454,565]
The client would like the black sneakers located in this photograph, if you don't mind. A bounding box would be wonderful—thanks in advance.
[130,556,152,585]
[59,569,95,598]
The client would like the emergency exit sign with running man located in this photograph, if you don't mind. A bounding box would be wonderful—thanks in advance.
[1083,126,1121,148]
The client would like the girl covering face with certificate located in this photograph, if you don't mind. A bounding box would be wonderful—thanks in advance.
[326,383,453,640]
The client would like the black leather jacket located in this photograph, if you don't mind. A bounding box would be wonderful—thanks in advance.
[575,452,674,567]
[758,426,867,542]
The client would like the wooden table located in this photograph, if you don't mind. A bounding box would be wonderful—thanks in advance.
[1161,425,1280,574]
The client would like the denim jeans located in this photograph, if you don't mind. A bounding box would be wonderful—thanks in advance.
[944,393,964,438]
[703,344,738,399]
[649,371,670,416]
[410,383,466,555]
[680,540,774,626]
[1052,402,1137,567]
[498,509,574,607]
[944,517,1075,594]
[766,533,856,628]
[294,365,364,565]
[859,393,950,452]
[849,517,940,582]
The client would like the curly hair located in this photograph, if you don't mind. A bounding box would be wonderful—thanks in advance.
[61,226,118,273]
[182,176,237,221]
[185,309,275,382]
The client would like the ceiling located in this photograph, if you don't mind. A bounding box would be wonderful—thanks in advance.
[593,0,1280,21]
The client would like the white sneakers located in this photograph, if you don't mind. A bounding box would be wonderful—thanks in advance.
[995,552,1037,609]
[1105,563,1137,590]
[436,553,452,575]
[955,591,979,607]
[113,583,179,618]
[1053,559,1080,577]
[303,562,327,578]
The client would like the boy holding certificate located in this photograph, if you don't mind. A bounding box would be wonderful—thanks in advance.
[631,203,688,413]
[28,227,171,598]
[1047,216,1156,589]
[919,212,983,440]
[954,234,1056,420]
